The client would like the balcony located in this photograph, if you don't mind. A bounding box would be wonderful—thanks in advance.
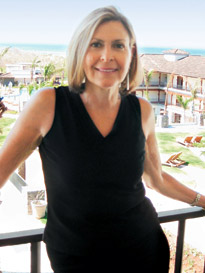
[0,207,205,273]
[138,83,167,89]
[176,84,183,90]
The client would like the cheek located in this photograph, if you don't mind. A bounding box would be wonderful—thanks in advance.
[127,51,133,67]
[120,55,132,73]
[84,53,96,70]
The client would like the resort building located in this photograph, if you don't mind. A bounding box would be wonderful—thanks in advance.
[138,49,205,125]
[0,72,15,86]
[0,63,43,85]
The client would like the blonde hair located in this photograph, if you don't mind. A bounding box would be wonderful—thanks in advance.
[67,6,143,94]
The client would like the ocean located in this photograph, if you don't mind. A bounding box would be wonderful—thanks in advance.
[0,43,68,54]
[0,43,205,56]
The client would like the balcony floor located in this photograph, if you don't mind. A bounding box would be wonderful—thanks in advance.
[0,241,53,273]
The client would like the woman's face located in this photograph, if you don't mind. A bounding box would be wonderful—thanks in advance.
[83,21,133,91]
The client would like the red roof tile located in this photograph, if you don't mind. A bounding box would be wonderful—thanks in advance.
[140,54,205,79]
[0,73,14,78]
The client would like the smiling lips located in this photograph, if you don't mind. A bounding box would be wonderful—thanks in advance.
[95,67,118,73]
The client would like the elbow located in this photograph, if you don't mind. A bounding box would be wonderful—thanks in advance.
[0,170,11,189]
[0,176,8,189]
[143,171,164,193]
[142,173,156,190]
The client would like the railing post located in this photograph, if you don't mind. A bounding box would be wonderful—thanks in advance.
[175,219,185,273]
[31,241,41,273]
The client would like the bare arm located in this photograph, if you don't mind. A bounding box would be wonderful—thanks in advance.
[139,97,205,208]
[0,88,55,188]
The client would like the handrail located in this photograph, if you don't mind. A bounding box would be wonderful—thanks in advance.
[158,206,205,223]
[0,207,205,273]
[0,228,43,247]
[158,207,205,273]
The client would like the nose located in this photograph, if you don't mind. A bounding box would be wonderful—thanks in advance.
[100,46,114,62]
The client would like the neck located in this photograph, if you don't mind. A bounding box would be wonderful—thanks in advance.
[82,82,120,107]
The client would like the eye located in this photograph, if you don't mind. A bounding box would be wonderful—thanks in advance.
[90,42,102,48]
[113,43,125,49]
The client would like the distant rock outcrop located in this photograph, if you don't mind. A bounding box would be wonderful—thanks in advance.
[0,47,66,67]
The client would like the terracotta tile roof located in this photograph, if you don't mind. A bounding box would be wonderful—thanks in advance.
[0,72,14,78]
[140,54,205,79]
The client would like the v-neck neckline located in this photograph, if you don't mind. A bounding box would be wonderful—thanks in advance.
[77,93,124,139]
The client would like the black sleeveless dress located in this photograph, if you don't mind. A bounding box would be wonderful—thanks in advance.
[39,86,169,272]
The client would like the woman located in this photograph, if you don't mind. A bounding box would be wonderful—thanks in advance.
[0,6,205,273]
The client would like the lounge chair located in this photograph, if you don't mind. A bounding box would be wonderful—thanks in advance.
[162,152,186,167]
[191,135,203,144]
[177,136,193,147]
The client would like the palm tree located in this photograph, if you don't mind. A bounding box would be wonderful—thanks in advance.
[30,57,41,82]
[44,63,56,81]
[143,69,153,100]
[187,80,199,114]
[0,47,10,73]
[176,95,193,123]
[27,83,35,95]
[0,47,10,60]
[55,66,66,84]
[164,74,174,115]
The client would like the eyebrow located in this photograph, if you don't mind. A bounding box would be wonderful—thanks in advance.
[91,38,127,42]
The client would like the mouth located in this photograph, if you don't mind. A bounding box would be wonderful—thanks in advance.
[95,67,118,73]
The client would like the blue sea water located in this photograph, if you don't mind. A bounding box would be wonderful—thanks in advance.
[0,43,68,54]
[0,43,205,56]
[139,47,205,56]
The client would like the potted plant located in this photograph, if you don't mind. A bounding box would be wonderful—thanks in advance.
[31,200,47,219]
[30,191,47,219]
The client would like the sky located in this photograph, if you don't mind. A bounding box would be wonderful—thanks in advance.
[1,0,205,49]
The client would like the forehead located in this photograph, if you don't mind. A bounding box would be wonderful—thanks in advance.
[92,21,130,41]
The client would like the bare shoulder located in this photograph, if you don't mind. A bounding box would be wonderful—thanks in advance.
[18,87,56,137]
[31,87,55,107]
[137,97,153,116]
[137,97,155,139]
[0,87,56,185]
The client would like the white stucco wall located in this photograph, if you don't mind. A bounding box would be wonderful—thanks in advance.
[149,91,158,101]
[150,73,159,86]
[187,77,201,93]
[163,54,188,62]
[160,74,167,86]
[159,91,165,100]
[135,91,143,97]
[202,80,205,92]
